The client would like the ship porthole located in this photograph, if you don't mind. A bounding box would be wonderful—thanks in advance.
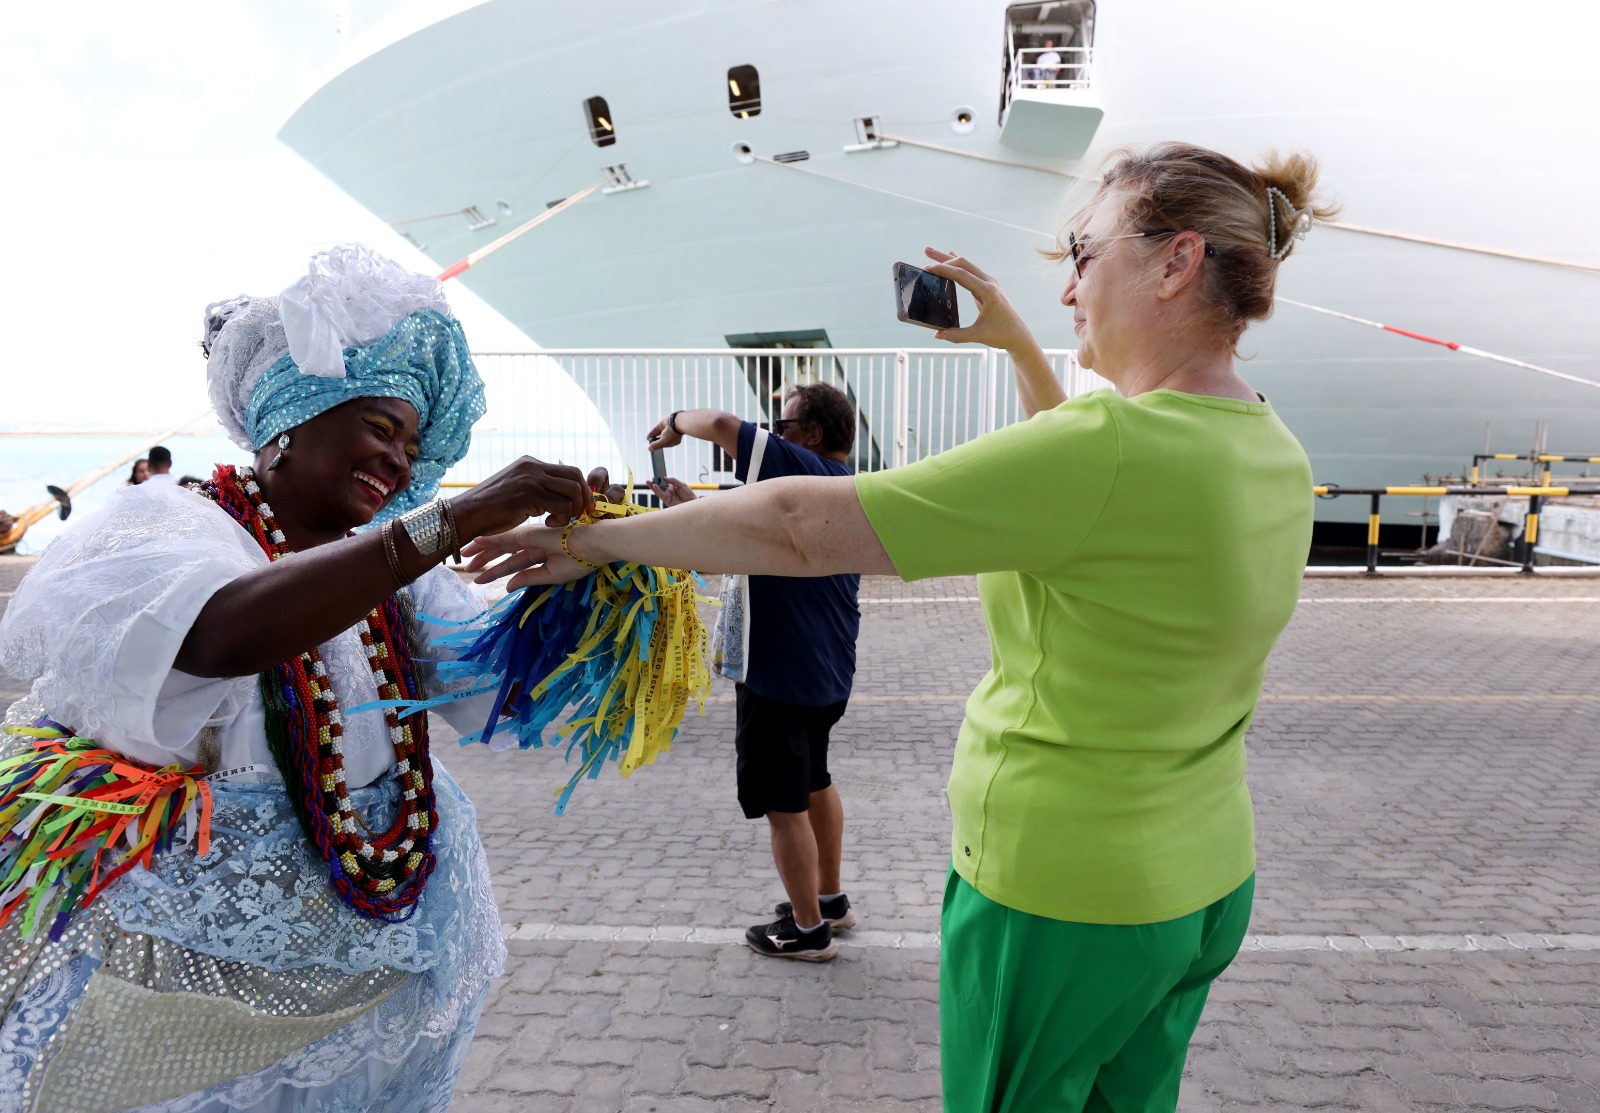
[950,106,976,134]
[732,141,755,164]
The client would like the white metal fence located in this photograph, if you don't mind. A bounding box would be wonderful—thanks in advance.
[451,348,1106,488]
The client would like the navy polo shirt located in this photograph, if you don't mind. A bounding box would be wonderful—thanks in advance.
[735,421,861,706]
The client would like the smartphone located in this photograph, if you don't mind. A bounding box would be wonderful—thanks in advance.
[650,448,668,485]
[892,262,959,331]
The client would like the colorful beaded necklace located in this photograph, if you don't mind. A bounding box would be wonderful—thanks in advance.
[197,464,437,922]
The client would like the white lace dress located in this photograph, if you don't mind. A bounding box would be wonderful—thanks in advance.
[0,482,508,1113]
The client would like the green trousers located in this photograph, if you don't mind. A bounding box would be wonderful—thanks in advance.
[940,868,1254,1113]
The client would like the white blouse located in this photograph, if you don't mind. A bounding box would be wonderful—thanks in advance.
[0,481,499,788]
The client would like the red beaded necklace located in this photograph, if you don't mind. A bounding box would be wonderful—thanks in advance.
[198,464,437,921]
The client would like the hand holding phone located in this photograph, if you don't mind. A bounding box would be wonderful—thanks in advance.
[892,262,959,331]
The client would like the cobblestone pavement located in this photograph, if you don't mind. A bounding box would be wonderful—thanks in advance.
[3,556,1599,1110]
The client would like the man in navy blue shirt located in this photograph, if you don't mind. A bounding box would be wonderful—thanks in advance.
[647,383,862,962]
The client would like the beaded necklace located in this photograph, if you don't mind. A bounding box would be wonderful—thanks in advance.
[197,464,437,922]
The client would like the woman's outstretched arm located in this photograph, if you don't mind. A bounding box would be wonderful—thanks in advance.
[462,475,897,588]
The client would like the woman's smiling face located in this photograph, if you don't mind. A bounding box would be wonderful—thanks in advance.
[262,397,421,537]
[1060,195,1145,374]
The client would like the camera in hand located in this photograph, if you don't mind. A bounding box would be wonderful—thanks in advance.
[892,262,959,331]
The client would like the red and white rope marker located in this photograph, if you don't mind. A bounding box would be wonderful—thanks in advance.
[1275,298,1600,391]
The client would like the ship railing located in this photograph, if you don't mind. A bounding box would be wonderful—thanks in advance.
[1011,46,1094,93]
[449,346,1106,491]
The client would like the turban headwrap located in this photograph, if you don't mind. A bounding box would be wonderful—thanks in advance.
[203,244,487,521]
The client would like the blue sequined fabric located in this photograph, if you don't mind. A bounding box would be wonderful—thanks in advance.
[242,309,486,521]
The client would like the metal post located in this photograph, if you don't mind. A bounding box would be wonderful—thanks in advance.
[893,350,910,468]
[1521,495,1542,573]
[977,347,994,437]
[1366,492,1381,575]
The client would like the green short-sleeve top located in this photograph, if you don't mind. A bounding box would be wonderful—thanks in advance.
[855,388,1313,925]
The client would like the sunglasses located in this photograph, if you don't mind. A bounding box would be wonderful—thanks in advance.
[1068,229,1216,278]
[769,418,813,432]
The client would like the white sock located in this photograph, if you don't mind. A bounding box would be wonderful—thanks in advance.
[794,918,825,933]
[819,892,844,902]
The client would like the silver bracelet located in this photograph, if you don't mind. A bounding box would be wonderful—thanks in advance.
[398,500,456,559]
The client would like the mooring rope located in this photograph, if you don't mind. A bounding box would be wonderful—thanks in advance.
[753,154,1600,392]
[875,132,1600,276]
[435,176,610,282]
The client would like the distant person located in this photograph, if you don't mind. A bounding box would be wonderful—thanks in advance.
[641,384,863,962]
[466,141,1336,1110]
[1034,39,1061,85]
[144,444,177,486]
[127,457,150,485]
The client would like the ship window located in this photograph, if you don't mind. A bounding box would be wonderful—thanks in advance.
[727,65,761,118]
[584,96,616,147]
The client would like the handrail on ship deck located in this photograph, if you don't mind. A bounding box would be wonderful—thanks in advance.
[1011,46,1094,91]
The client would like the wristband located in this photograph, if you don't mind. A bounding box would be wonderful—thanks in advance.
[559,521,601,570]
[438,499,463,563]
[380,521,407,586]
[668,410,683,435]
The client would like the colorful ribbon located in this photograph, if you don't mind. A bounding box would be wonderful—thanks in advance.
[0,724,212,941]
[379,495,712,814]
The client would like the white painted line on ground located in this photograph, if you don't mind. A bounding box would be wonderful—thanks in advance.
[860,597,980,604]
[847,694,1600,705]
[1261,693,1600,703]
[0,592,11,600]
[1299,596,1600,604]
[501,922,1600,954]
[859,596,1600,607]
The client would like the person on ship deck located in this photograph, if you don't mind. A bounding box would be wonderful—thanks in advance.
[463,141,1337,1113]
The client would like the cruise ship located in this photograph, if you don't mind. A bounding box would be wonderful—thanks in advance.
[280,0,1600,530]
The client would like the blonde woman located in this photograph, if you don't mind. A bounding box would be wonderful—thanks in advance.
[469,142,1335,1112]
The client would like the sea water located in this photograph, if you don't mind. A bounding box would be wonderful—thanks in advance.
[0,428,624,556]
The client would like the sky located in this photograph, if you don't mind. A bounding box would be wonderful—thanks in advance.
[0,0,533,432]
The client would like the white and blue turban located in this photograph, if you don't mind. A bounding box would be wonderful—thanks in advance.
[204,244,486,521]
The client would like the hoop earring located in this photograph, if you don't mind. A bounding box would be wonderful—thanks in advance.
[267,433,291,471]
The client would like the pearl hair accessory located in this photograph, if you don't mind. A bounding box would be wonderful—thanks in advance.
[266,433,291,471]
[1265,186,1313,261]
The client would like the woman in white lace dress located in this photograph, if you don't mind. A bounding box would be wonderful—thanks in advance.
[0,245,593,1113]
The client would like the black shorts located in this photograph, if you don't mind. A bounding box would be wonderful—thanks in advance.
[734,684,849,819]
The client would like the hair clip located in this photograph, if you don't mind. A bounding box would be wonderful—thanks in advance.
[1265,186,1312,261]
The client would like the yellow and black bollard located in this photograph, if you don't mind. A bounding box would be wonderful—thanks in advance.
[1520,495,1542,574]
[1366,492,1381,575]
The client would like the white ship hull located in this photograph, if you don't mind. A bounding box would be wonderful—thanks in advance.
[281,0,1600,525]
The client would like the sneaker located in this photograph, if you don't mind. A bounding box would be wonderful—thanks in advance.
[774,893,857,932]
[745,912,837,962]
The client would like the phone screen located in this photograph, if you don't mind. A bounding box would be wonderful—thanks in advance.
[893,262,959,331]
[650,448,668,485]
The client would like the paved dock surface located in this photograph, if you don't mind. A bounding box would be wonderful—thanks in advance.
[3,556,1598,1111]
